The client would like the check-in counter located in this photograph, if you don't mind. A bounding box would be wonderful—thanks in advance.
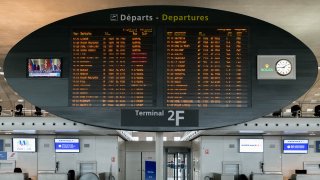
[291,174,320,180]
[99,172,112,180]
[0,173,28,180]
[38,173,68,180]
[221,174,235,180]
[252,173,283,180]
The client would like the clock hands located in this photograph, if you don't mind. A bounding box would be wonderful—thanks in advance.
[278,64,288,68]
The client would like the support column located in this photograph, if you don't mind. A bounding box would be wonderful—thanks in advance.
[156,132,164,180]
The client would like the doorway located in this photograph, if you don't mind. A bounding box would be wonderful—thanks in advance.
[165,148,191,180]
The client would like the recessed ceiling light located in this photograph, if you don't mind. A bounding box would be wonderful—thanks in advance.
[174,137,181,141]
[163,137,167,141]
[284,131,308,134]
[13,130,36,134]
[239,130,264,133]
[55,130,79,133]
[132,137,139,141]
[146,137,153,141]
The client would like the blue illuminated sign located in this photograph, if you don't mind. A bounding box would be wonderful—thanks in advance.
[0,152,7,160]
[145,161,156,180]
[316,141,320,153]
[283,140,308,154]
[54,139,80,153]
[0,139,3,151]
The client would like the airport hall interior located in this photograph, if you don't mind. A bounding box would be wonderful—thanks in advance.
[1,0,320,180]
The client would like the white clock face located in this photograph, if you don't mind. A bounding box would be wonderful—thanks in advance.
[275,59,292,76]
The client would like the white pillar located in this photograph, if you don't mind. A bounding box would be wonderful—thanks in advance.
[156,132,164,180]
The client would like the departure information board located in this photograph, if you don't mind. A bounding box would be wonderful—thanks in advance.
[166,28,248,107]
[71,28,154,107]
[71,27,248,108]
[6,5,317,130]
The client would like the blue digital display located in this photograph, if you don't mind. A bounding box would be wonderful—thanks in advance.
[0,152,7,160]
[283,140,308,154]
[54,139,80,153]
[316,141,320,153]
[0,139,3,151]
[145,161,156,180]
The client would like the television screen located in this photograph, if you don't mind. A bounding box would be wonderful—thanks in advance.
[27,58,61,77]
[12,138,36,152]
[283,140,308,154]
[239,139,264,152]
[55,139,80,153]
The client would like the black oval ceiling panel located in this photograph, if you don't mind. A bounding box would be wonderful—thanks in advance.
[4,6,317,131]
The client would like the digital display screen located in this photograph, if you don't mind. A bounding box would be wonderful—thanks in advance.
[12,138,36,152]
[55,139,80,153]
[239,139,264,153]
[283,140,308,154]
[165,28,248,107]
[71,28,154,107]
[27,58,61,77]
[70,27,248,108]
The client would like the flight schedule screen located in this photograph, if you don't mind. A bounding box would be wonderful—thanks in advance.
[166,28,248,107]
[71,28,154,107]
[71,27,248,108]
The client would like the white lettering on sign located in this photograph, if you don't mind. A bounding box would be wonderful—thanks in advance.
[168,110,185,126]
[135,110,164,116]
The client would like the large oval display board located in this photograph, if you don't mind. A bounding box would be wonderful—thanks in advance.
[4,6,317,131]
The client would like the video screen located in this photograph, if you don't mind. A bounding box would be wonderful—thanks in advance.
[239,139,264,152]
[27,58,61,77]
[283,140,308,154]
[12,138,36,152]
[55,139,80,153]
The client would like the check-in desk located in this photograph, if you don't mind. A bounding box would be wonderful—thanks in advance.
[291,174,320,180]
[99,172,113,180]
[251,173,283,180]
[38,173,68,180]
[0,173,28,180]
[221,174,235,180]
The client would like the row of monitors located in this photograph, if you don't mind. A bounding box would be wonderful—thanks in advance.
[12,138,79,153]
[12,138,309,154]
[240,139,309,153]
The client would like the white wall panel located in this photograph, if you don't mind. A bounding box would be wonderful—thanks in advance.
[125,151,142,180]
[37,136,55,171]
[192,137,201,180]
[201,136,224,179]
[118,137,125,180]
[263,136,281,172]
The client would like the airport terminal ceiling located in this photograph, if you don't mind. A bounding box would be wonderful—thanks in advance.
[1,1,318,131]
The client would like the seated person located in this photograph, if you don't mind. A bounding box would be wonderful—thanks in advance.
[14,167,22,173]
[238,174,248,180]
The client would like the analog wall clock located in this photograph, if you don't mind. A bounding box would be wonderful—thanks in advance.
[275,59,292,76]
